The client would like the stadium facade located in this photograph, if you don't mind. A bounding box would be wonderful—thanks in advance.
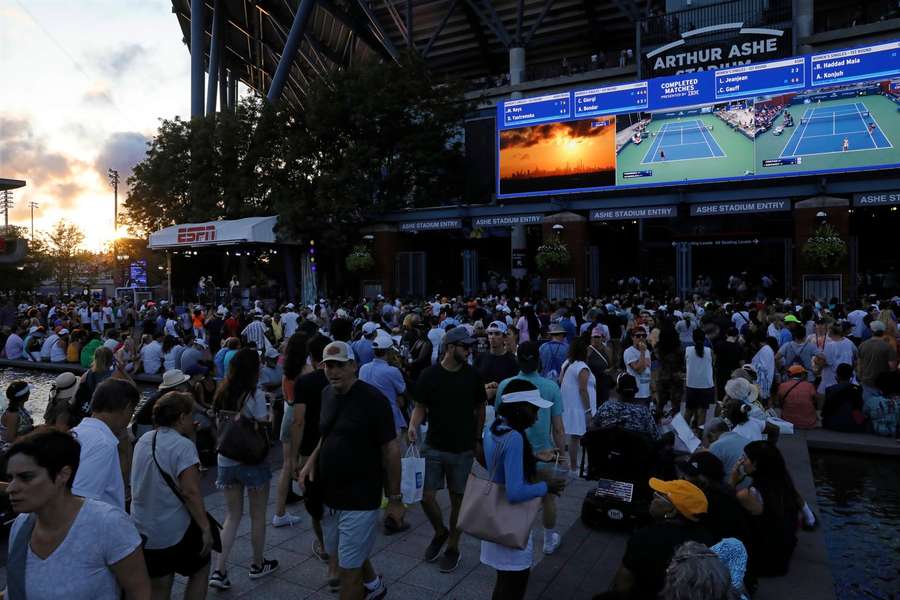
[172,0,900,301]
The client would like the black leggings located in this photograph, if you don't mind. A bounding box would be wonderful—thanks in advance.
[492,568,530,600]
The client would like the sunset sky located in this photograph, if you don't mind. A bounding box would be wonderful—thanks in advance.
[0,0,209,250]
[499,118,617,179]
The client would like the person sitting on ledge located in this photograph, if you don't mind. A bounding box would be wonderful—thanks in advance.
[821,363,866,433]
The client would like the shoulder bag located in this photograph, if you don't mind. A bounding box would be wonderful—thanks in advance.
[216,392,270,465]
[457,434,541,549]
[152,432,222,552]
[7,513,36,600]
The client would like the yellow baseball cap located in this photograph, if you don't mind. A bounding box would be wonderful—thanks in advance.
[649,478,708,521]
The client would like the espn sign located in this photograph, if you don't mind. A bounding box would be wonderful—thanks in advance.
[177,225,216,244]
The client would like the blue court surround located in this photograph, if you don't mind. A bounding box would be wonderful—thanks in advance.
[641,119,727,164]
[780,102,893,158]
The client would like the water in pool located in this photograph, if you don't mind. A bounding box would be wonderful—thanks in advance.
[811,451,900,600]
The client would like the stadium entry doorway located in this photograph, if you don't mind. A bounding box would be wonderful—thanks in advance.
[687,238,789,299]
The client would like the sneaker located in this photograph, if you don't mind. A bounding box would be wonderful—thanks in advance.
[363,575,388,600]
[438,548,461,573]
[271,512,303,528]
[424,530,449,562]
[249,559,279,579]
[543,532,561,555]
[209,570,232,590]
[312,539,330,562]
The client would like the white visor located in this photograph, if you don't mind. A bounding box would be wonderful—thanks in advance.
[502,389,553,409]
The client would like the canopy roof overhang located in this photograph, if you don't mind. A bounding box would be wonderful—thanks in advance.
[148,216,278,249]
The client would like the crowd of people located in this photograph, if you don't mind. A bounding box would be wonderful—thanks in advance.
[0,289,898,599]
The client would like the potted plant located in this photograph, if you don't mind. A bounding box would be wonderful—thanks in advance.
[345,244,374,272]
[535,239,570,273]
[801,224,847,271]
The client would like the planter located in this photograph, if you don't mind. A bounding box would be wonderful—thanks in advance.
[345,245,374,273]
[801,224,847,271]
[535,241,570,274]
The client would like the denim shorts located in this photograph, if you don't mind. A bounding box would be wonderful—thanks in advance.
[216,463,271,490]
[422,446,474,495]
[321,507,378,569]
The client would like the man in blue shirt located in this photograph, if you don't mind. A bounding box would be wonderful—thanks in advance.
[495,341,566,555]
[351,322,377,366]
[539,323,569,381]
[359,331,407,439]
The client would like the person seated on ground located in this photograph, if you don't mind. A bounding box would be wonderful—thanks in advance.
[703,418,748,480]
[722,382,780,444]
[80,331,103,368]
[727,440,805,577]
[611,478,716,600]
[774,365,818,429]
[821,363,866,432]
[862,370,900,438]
[660,541,743,600]
[1,381,35,449]
[592,372,660,440]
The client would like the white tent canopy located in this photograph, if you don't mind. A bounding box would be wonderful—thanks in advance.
[148,216,277,249]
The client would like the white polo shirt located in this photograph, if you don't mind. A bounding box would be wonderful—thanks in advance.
[71,417,125,510]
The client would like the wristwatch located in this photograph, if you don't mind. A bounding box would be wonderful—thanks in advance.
[388,494,403,502]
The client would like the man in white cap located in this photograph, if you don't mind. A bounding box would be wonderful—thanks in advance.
[351,322,378,367]
[300,341,400,600]
[359,331,408,441]
[281,303,300,339]
[474,321,519,403]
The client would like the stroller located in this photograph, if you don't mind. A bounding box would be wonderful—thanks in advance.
[579,426,660,530]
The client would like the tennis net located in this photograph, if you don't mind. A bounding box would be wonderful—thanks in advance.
[654,125,713,136]
[800,110,869,125]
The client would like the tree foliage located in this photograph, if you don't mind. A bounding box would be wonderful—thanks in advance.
[123,54,470,249]
[45,220,87,296]
[0,226,52,292]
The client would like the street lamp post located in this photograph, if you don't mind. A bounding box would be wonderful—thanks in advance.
[29,201,38,241]
[108,169,120,286]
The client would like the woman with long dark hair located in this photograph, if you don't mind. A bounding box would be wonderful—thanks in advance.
[209,348,278,589]
[272,332,309,527]
[729,440,800,577]
[480,379,566,600]
[655,319,685,418]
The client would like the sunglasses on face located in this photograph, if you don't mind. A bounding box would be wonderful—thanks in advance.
[633,334,647,338]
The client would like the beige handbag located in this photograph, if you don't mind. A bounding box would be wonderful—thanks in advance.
[457,435,542,549]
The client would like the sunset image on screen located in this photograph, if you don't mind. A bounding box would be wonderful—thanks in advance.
[499,117,617,195]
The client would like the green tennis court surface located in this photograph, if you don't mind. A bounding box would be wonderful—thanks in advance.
[756,95,900,175]
[616,113,754,186]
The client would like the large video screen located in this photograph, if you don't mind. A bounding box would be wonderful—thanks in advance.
[496,41,900,198]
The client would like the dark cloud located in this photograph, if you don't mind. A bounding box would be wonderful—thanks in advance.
[94,131,148,180]
[0,115,80,180]
[100,43,148,78]
[499,119,613,150]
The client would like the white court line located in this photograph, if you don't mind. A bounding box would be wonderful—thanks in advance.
[857,101,895,150]
[800,130,869,139]
[780,106,814,158]
[855,102,879,148]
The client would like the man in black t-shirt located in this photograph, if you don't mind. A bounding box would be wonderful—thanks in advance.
[301,341,401,600]
[409,326,486,573]
[474,320,519,404]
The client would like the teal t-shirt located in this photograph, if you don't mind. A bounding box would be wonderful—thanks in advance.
[495,370,563,453]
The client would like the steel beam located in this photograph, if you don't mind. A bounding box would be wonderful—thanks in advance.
[351,0,401,61]
[190,0,205,117]
[384,0,409,45]
[206,0,223,115]
[219,61,228,111]
[406,0,413,48]
[523,0,555,47]
[317,0,398,62]
[477,0,511,47]
[423,0,458,57]
[460,0,495,69]
[463,0,510,47]
[268,0,317,103]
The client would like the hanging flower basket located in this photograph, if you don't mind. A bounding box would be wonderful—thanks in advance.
[345,245,374,272]
[535,240,570,273]
[802,224,847,271]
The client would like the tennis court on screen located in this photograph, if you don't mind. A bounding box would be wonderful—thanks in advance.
[640,119,727,164]
[780,102,893,158]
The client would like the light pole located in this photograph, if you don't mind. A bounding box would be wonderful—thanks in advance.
[29,201,38,241]
[1,190,13,233]
[107,169,120,234]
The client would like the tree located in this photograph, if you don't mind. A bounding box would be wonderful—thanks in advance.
[0,225,52,293]
[45,221,86,296]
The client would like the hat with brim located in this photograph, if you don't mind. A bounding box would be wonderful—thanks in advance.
[548,322,566,335]
[159,369,191,390]
[501,389,553,409]
[649,478,708,521]
[372,331,394,350]
[52,372,79,400]
[444,327,475,346]
[322,341,355,363]
[784,314,801,325]
[787,364,807,376]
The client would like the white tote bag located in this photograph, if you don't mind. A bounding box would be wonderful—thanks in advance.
[401,445,426,505]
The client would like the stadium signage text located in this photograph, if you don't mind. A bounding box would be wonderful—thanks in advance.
[853,192,900,206]
[589,206,677,221]
[399,219,462,231]
[689,200,790,216]
[176,225,216,244]
[646,25,788,76]
[473,214,543,227]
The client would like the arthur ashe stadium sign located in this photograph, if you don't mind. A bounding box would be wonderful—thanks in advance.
[646,24,790,76]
